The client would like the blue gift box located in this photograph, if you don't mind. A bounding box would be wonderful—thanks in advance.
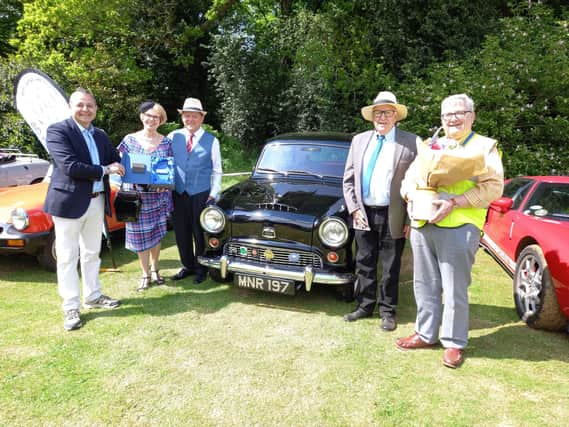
[150,157,175,187]
[121,153,174,188]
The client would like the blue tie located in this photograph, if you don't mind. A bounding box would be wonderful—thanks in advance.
[362,134,385,198]
[84,128,103,193]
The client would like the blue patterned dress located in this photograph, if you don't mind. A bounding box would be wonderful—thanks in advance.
[117,135,173,253]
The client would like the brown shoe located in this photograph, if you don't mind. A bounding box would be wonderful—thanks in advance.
[395,333,436,351]
[443,348,464,369]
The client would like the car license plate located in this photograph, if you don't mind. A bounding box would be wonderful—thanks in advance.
[235,274,295,295]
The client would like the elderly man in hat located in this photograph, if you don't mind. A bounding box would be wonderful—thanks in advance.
[342,91,419,330]
[168,98,223,283]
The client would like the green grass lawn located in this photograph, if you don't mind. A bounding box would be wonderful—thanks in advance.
[1,232,568,426]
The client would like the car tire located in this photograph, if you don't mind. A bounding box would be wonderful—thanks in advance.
[209,268,231,283]
[37,231,57,272]
[514,244,568,331]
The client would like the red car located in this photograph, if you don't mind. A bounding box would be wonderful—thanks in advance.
[0,179,124,271]
[480,176,569,331]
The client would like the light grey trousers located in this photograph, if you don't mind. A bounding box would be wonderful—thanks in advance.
[410,223,480,349]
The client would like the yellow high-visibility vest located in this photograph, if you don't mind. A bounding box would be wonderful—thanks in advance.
[436,180,487,230]
[413,133,496,230]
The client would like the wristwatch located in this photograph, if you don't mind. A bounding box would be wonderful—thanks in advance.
[103,165,111,175]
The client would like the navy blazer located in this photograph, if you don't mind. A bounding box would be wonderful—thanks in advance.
[43,117,120,219]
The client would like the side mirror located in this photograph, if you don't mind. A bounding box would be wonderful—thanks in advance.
[489,197,513,213]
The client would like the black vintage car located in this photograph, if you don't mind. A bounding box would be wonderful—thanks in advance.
[198,132,356,297]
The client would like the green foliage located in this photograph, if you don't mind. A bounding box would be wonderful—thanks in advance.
[402,3,569,176]
[4,0,236,144]
[158,121,256,173]
[2,0,568,178]
[0,58,46,156]
[203,124,257,172]
[208,0,511,147]
[0,0,22,57]
[12,0,153,142]
[353,0,508,79]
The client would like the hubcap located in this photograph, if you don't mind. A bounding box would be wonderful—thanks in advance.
[516,254,543,320]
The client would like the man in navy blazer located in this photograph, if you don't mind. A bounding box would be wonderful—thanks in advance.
[44,88,125,331]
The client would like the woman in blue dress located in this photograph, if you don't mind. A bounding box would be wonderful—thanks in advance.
[118,101,173,291]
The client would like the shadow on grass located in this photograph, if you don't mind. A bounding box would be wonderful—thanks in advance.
[468,323,569,362]
[80,279,355,326]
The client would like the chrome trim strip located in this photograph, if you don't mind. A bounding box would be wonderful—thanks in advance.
[480,234,516,273]
[198,255,354,287]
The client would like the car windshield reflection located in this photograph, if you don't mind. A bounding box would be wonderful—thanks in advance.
[256,144,349,179]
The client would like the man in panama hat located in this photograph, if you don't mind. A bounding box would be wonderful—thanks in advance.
[168,97,223,283]
[342,91,419,330]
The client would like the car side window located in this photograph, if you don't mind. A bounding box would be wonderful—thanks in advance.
[525,183,569,221]
[503,178,533,210]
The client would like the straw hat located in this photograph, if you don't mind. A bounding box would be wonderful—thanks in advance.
[177,98,207,115]
[361,91,407,122]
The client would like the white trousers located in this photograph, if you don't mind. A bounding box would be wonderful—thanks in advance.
[52,195,104,311]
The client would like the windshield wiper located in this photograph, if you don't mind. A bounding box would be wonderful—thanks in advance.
[286,169,323,179]
[257,167,286,174]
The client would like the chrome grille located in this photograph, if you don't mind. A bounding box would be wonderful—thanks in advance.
[256,202,298,212]
[224,242,322,268]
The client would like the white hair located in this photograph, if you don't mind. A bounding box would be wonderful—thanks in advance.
[441,94,475,113]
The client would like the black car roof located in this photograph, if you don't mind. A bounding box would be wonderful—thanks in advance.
[265,132,353,145]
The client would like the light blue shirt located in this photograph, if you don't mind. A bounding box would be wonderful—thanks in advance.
[76,121,104,193]
[362,127,396,206]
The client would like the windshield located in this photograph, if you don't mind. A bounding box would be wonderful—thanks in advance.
[524,182,569,222]
[256,143,349,178]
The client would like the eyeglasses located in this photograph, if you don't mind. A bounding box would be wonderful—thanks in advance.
[441,111,472,121]
[373,110,396,119]
[144,113,161,121]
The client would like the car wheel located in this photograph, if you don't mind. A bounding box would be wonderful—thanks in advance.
[37,231,57,272]
[514,244,567,331]
[209,268,231,283]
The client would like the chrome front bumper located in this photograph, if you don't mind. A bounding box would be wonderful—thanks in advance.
[198,255,355,291]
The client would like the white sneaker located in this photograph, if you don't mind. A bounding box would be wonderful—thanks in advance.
[83,294,121,310]
[63,309,82,331]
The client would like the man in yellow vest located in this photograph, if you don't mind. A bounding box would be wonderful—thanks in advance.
[396,94,504,368]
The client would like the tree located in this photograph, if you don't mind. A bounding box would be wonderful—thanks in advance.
[0,0,22,57]
[402,3,569,176]
[9,0,239,143]
[208,0,510,147]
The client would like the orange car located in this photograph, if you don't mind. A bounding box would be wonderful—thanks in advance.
[0,180,124,271]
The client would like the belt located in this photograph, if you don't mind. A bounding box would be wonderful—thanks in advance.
[91,192,104,198]
[365,205,388,211]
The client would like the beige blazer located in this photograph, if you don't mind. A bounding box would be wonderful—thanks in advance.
[343,128,419,238]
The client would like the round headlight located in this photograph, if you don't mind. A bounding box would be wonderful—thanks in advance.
[11,208,30,231]
[200,206,226,234]
[318,217,348,248]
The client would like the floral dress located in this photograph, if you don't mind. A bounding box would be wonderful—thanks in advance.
[117,135,173,253]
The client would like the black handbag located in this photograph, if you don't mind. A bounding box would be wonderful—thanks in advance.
[113,183,141,223]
